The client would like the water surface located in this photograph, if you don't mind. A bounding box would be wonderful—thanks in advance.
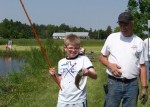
[0,56,24,77]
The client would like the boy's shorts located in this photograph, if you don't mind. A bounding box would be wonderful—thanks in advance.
[57,100,87,107]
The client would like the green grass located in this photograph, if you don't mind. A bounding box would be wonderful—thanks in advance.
[0,39,150,107]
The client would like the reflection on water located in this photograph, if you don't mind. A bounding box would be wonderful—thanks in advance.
[0,56,25,77]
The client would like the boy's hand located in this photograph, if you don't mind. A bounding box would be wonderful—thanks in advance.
[49,68,56,76]
[82,68,97,79]
[82,69,89,76]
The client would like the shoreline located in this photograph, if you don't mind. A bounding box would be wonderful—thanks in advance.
[0,45,39,51]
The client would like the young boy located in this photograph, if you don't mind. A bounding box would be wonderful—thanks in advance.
[49,34,97,107]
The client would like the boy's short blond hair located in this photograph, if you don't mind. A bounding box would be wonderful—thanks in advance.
[64,34,80,46]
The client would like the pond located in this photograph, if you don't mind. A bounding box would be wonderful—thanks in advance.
[0,56,25,77]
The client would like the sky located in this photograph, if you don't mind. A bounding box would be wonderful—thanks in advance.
[0,0,129,30]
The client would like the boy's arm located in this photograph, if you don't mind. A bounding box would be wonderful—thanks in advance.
[58,75,62,82]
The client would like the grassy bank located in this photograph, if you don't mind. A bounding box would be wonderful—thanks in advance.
[0,39,150,107]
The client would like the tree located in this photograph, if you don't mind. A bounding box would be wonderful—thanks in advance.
[106,26,112,36]
[59,23,70,32]
[114,27,120,32]
[0,18,11,38]
[99,30,107,40]
[127,0,150,38]
[89,28,93,39]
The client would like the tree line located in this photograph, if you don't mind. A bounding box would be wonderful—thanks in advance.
[0,18,112,40]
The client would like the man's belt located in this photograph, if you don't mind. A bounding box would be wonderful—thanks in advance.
[108,75,137,83]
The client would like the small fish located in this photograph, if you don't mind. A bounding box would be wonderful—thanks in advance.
[75,69,83,89]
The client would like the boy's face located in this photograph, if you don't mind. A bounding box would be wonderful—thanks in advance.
[64,44,80,58]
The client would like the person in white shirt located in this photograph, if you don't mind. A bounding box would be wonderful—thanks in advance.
[144,38,150,81]
[79,47,85,55]
[8,39,13,50]
[99,12,148,107]
[49,34,97,107]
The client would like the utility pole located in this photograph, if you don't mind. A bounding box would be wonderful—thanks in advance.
[148,20,150,62]
[148,20,150,82]
[98,30,99,39]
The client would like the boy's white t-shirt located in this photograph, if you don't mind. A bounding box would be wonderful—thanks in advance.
[101,32,145,79]
[58,55,93,104]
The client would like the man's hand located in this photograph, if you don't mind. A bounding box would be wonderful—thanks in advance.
[139,86,148,105]
[108,63,122,77]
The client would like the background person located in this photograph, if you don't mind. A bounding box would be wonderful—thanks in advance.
[4,43,8,51]
[8,39,13,50]
[49,34,97,107]
[144,38,150,81]
[79,47,85,55]
[99,12,148,107]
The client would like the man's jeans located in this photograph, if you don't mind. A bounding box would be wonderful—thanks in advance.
[104,77,139,107]
[145,61,150,81]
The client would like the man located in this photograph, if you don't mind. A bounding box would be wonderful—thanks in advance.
[99,12,148,107]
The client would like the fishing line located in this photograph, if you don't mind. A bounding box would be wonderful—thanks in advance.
[19,0,62,90]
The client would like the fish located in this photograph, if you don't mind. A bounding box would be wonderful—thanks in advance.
[75,69,83,90]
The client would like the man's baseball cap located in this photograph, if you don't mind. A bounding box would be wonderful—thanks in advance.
[118,12,133,23]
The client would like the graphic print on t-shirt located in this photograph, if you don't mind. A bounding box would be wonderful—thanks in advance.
[63,61,77,78]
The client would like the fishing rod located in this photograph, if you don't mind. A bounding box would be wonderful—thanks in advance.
[19,0,62,90]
